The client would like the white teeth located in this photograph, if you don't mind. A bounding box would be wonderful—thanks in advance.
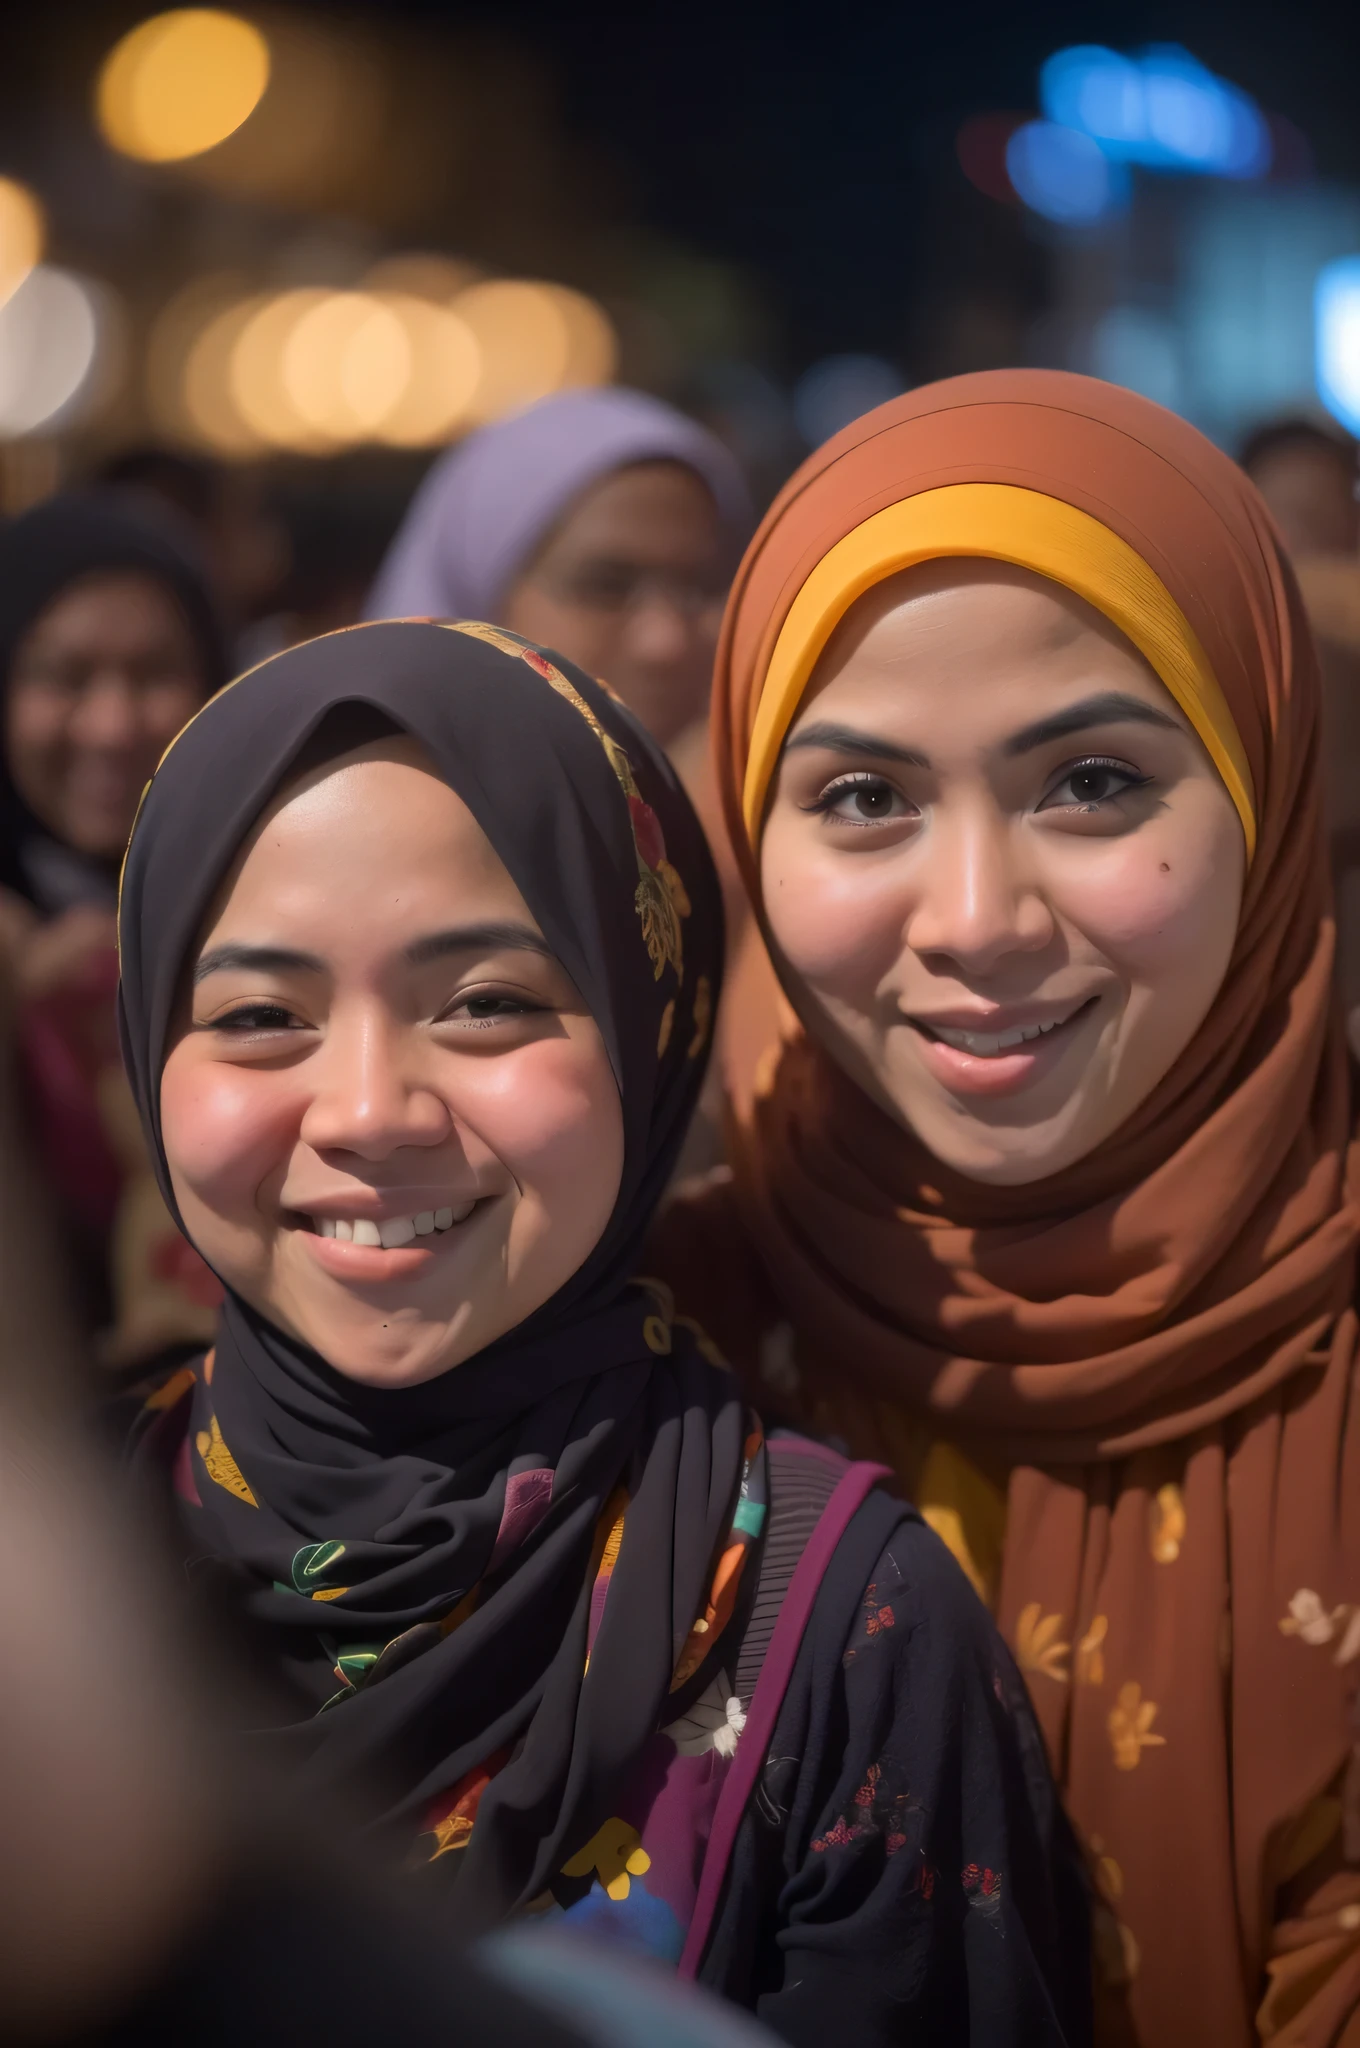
[927,1015,1067,1057]
[312,1204,477,1242]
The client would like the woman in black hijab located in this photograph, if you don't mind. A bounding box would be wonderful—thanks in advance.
[120,619,1089,2045]
[0,490,225,1353]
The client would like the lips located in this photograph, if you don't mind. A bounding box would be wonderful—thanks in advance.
[294,1198,486,1284]
[915,1013,1073,1058]
[906,998,1097,1099]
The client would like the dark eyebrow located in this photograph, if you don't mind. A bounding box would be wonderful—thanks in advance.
[404,921,556,967]
[783,720,929,768]
[194,943,324,984]
[1001,691,1184,757]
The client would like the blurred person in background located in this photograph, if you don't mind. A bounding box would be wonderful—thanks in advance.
[0,492,225,1364]
[369,387,756,1173]
[1242,418,1360,1021]
[367,387,753,757]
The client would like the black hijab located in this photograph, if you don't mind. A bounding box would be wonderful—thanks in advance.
[118,620,743,1928]
[0,490,226,909]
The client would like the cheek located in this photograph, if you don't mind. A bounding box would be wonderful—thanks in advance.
[459,1037,623,1208]
[7,692,64,780]
[1048,818,1242,986]
[160,1055,299,1217]
[762,830,906,993]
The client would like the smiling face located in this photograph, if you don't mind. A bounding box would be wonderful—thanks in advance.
[7,571,208,858]
[158,736,624,1386]
[759,560,1247,1185]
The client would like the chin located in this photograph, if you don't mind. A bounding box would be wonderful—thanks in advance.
[302,1319,469,1389]
[903,1106,1107,1187]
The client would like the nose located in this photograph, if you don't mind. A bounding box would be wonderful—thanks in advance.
[298,1009,452,1161]
[68,672,141,753]
[623,591,695,670]
[903,802,1054,976]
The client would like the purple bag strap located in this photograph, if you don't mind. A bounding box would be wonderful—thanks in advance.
[676,1451,891,1978]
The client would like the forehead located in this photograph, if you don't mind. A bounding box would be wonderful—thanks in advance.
[544,461,719,559]
[204,739,534,938]
[801,559,1168,723]
[23,570,187,646]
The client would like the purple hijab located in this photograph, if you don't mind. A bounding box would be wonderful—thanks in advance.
[365,387,753,623]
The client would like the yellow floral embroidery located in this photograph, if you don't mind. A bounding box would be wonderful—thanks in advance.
[446,621,684,982]
[429,1810,474,1860]
[1077,1614,1108,1685]
[1097,1853,1124,1900]
[194,1414,257,1506]
[1279,1588,1360,1665]
[561,1819,652,1900]
[1014,1602,1071,1683]
[1108,1682,1166,1769]
[1149,1482,1186,1563]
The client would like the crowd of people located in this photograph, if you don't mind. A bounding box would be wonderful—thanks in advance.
[3,368,1360,2048]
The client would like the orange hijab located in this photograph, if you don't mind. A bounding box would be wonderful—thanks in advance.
[709,371,1360,2043]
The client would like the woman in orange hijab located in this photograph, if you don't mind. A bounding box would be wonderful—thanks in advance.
[653,370,1360,2046]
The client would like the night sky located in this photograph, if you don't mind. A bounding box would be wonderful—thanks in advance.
[391,0,1360,370]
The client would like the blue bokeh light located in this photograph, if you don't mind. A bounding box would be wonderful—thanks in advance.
[1037,44,1271,183]
[1316,257,1360,436]
[1005,122,1128,226]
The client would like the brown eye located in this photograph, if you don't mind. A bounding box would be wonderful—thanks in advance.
[1039,758,1150,812]
[812,773,914,826]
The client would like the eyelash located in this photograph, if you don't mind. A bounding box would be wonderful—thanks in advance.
[803,756,1153,825]
[209,1002,300,1034]
[1041,756,1153,812]
[803,771,912,825]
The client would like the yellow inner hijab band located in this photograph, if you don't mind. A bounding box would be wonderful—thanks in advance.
[741,483,1257,864]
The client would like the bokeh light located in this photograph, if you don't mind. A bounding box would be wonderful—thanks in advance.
[368,295,482,447]
[1039,45,1271,180]
[97,9,270,164]
[1006,122,1128,226]
[793,355,904,446]
[454,279,615,422]
[181,292,271,453]
[229,290,333,452]
[1316,257,1360,437]
[160,267,612,456]
[281,293,410,442]
[0,267,104,437]
[0,178,44,309]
